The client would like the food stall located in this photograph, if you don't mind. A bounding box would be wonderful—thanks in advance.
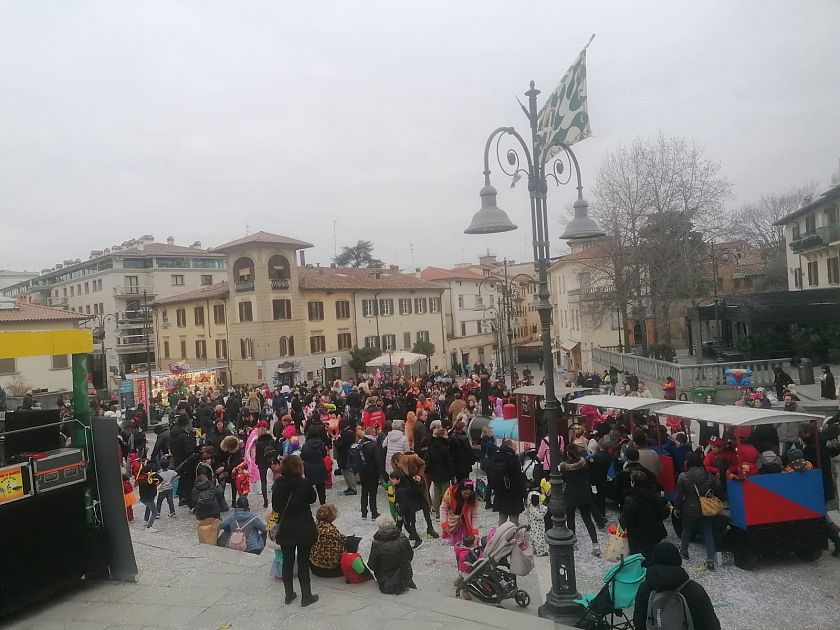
[0,329,137,618]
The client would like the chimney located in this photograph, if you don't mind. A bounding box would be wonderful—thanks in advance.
[389,265,399,272]
[330,263,337,268]
[141,234,154,245]
[191,241,201,248]
[166,236,174,245]
[63,259,74,266]
[103,248,111,254]
[55,263,63,270]
[299,251,306,266]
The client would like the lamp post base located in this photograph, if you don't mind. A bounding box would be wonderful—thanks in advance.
[538,527,584,626]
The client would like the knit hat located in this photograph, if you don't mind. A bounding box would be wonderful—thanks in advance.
[344,535,362,553]
[650,541,682,567]
[256,420,269,429]
[709,437,727,448]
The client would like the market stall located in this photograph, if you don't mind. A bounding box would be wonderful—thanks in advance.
[125,363,220,408]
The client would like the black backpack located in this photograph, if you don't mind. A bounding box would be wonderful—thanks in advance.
[348,439,368,474]
[194,488,216,513]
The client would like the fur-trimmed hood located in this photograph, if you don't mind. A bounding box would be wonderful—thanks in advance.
[560,457,587,472]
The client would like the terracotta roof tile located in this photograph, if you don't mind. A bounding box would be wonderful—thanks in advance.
[212,231,314,252]
[419,267,487,281]
[0,302,89,322]
[299,267,443,291]
[154,282,230,305]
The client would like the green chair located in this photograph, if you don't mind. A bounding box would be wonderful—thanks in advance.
[574,553,646,629]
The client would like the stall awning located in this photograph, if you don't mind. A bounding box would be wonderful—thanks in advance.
[365,351,426,368]
[571,395,688,413]
[654,403,824,427]
[561,342,580,352]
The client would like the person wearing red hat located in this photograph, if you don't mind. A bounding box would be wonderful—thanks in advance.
[703,437,737,487]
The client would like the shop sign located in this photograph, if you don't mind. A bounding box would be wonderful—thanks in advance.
[0,466,25,505]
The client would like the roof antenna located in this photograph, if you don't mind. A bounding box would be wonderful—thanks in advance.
[333,220,338,256]
[245,223,250,235]
[409,242,415,269]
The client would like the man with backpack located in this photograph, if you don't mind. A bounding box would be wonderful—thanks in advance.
[191,471,227,545]
[632,541,720,630]
[350,425,381,520]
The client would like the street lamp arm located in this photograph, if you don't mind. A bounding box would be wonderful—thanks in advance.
[542,141,584,200]
[482,127,534,187]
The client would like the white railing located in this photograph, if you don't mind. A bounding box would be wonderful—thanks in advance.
[591,347,792,389]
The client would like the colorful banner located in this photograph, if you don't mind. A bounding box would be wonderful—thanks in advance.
[137,378,148,408]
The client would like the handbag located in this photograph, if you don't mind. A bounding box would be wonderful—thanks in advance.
[603,525,630,562]
[694,483,724,517]
[509,530,535,576]
[269,492,293,542]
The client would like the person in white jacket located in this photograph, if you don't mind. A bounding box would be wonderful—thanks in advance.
[383,420,409,474]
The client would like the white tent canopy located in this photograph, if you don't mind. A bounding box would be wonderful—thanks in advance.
[570,395,688,413]
[365,351,426,368]
[654,403,824,427]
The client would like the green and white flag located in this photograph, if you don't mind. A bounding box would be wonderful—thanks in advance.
[537,36,593,160]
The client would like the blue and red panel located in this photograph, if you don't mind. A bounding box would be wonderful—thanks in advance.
[727,469,825,530]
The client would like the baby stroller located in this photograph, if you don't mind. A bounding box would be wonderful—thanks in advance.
[520,448,541,490]
[574,553,646,630]
[461,521,533,608]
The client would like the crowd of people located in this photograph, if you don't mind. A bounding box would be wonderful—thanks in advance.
[112,361,840,626]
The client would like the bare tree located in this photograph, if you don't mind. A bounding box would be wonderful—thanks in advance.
[582,134,733,349]
[730,182,818,253]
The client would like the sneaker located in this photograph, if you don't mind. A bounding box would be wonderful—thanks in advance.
[301,594,319,607]
[343,489,358,496]
[146,527,160,533]
[591,544,601,557]
[426,528,440,539]
[361,513,368,520]
[371,513,380,520]
[705,561,715,571]
[168,512,176,518]
[412,538,423,549]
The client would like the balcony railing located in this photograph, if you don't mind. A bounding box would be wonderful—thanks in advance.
[235,280,254,293]
[113,285,157,297]
[48,296,69,307]
[790,223,840,253]
[271,278,291,290]
[115,334,155,350]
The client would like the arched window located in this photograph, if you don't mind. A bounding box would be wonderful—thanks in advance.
[288,336,295,356]
[279,336,288,356]
[233,257,255,292]
[267,255,291,280]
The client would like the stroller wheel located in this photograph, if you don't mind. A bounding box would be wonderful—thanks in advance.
[514,590,530,608]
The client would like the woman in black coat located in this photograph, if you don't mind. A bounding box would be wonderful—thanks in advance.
[448,421,475,482]
[619,471,669,559]
[425,428,454,518]
[560,446,601,555]
[490,439,526,525]
[299,431,328,505]
[271,455,319,607]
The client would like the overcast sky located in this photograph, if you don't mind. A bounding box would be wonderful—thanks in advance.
[2,1,839,273]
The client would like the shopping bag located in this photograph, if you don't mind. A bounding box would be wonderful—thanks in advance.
[603,525,629,562]
[509,530,535,576]
[197,517,221,545]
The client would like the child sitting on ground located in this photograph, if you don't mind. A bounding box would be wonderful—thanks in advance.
[525,490,548,556]
[340,535,372,584]
[453,532,482,599]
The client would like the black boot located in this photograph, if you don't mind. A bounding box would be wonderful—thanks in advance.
[284,583,297,605]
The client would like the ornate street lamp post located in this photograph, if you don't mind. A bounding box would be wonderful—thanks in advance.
[465,81,604,624]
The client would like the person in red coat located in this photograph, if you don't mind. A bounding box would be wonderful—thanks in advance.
[703,437,738,486]
[361,398,386,431]
[726,443,759,480]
